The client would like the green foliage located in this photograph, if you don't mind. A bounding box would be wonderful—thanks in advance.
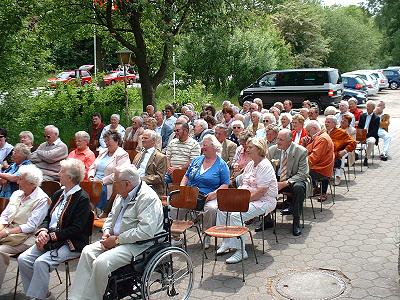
[323,6,383,72]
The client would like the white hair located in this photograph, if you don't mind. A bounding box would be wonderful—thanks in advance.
[194,119,208,130]
[60,158,85,185]
[339,100,349,108]
[324,106,337,116]
[143,129,157,141]
[44,125,59,136]
[280,113,292,123]
[262,113,276,124]
[117,165,140,187]
[20,164,43,187]
[347,97,357,105]
[132,116,143,125]
[366,100,376,108]
[13,143,31,159]
[251,111,261,119]
[231,120,244,129]
[19,131,34,143]
[325,115,338,125]
[111,114,120,121]
[306,120,321,131]
[75,131,90,142]
[202,134,222,154]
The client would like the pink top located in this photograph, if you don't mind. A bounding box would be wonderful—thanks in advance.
[68,147,96,180]
[232,145,251,171]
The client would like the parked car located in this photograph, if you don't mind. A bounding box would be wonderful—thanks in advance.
[343,88,368,105]
[382,68,400,90]
[103,71,138,86]
[239,68,343,112]
[370,70,389,90]
[47,65,94,88]
[343,72,379,96]
[342,74,367,92]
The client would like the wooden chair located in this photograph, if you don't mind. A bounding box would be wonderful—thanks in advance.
[93,181,123,229]
[355,128,367,172]
[126,149,138,163]
[80,181,103,208]
[171,168,187,185]
[41,181,61,197]
[0,197,9,214]
[123,140,137,151]
[201,188,257,282]
[169,186,204,251]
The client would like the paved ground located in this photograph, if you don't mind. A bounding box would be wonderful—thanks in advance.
[1,90,400,299]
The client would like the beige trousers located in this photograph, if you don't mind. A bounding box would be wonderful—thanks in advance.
[0,243,30,288]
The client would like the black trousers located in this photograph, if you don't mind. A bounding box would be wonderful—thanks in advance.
[280,181,306,219]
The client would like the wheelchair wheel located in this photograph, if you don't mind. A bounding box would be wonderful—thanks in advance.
[142,246,194,300]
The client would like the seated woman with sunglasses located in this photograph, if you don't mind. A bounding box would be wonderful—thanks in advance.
[18,158,92,300]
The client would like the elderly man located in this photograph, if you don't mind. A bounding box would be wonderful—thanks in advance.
[214,124,237,167]
[358,100,380,166]
[30,125,68,181]
[165,122,201,183]
[154,111,173,149]
[132,129,167,197]
[266,129,311,236]
[335,100,355,127]
[375,101,391,161]
[0,165,49,288]
[88,112,105,152]
[68,131,96,179]
[145,104,155,117]
[193,119,214,143]
[69,165,164,300]
[325,116,356,185]
[302,120,334,202]
[99,114,126,149]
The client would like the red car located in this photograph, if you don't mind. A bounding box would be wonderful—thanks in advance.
[103,71,138,86]
[47,65,93,88]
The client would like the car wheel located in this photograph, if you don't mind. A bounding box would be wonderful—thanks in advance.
[389,81,399,90]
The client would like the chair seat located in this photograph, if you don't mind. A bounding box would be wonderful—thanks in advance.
[171,220,194,234]
[93,218,106,228]
[205,226,249,238]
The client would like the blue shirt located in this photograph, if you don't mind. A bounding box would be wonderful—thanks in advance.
[0,160,31,199]
[185,155,230,195]
[94,155,112,180]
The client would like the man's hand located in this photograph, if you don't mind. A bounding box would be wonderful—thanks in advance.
[100,235,118,250]
[278,181,288,191]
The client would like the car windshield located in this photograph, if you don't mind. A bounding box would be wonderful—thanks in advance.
[57,72,71,79]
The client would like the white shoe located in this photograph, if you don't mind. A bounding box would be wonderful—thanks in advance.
[334,176,341,186]
[225,249,248,264]
[171,239,183,247]
[216,244,230,255]
[203,236,210,250]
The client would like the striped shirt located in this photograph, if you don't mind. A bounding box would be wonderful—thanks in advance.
[166,138,201,167]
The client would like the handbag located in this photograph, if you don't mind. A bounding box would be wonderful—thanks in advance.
[195,193,207,211]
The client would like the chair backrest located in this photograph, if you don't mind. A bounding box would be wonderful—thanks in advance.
[123,140,137,151]
[80,181,103,206]
[86,210,96,237]
[109,181,123,203]
[41,181,61,197]
[356,128,367,143]
[169,186,199,210]
[126,149,138,163]
[216,188,251,213]
[0,197,9,214]
[171,168,187,185]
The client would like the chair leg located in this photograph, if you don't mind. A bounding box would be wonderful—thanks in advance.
[273,209,278,243]
[320,182,323,212]
[329,181,335,205]
[193,225,207,259]
[13,266,19,300]
[201,235,206,280]
[342,167,349,191]
[301,202,304,229]
[248,232,258,265]
[55,268,62,284]
[214,237,218,262]
[65,262,69,300]
[261,214,265,254]
[239,237,245,282]
[309,197,316,219]
[183,232,188,251]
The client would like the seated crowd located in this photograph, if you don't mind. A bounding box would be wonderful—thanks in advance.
[0,98,392,299]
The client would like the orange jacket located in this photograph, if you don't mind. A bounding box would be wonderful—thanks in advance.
[329,128,356,159]
[306,132,335,177]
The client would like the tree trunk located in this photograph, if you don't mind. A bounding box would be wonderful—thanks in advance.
[141,80,155,111]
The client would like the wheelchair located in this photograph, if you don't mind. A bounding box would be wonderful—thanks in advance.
[103,206,194,300]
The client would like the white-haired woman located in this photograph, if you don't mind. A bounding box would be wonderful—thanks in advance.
[123,116,145,150]
[18,158,91,300]
[19,131,37,152]
[256,113,276,138]
[247,111,264,135]
[216,137,278,264]
[178,134,230,248]
[0,143,32,199]
[228,120,244,146]
[0,165,49,288]
[68,131,96,180]
[99,114,126,149]
[279,113,292,130]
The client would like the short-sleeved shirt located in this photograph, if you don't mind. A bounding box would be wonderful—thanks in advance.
[240,158,278,208]
[0,160,31,199]
[166,138,201,168]
[185,155,230,195]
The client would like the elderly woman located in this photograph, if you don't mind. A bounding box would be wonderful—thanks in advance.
[0,128,13,170]
[68,131,96,180]
[324,106,337,117]
[228,120,244,146]
[247,111,264,135]
[279,113,292,130]
[178,135,230,247]
[0,143,32,199]
[256,113,276,138]
[291,114,307,144]
[231,131,253,186]
[88,131,130,212]
[222,107,235,129]
[265,125,279,147]
[18,158,91,300]
[302,100,312,109]
[216,137,278,264]
[269,106,281,122]
[123,116,145,150]
[19,131,37,152]
[144,117,162,150]
[0,165,49,288]
[99,114,126,149]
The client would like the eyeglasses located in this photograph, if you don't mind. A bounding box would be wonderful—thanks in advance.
[44,135,51,139]
[263,120,270,123]
[232,126,241,129]
[0,135,4,138]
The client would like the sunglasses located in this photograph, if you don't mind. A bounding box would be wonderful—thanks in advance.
[263,120,270,123]
[232,126,241,129]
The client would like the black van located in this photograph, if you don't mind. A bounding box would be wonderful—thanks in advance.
[239,68,343,111]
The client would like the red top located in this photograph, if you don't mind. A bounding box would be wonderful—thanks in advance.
[291,128,308,144]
